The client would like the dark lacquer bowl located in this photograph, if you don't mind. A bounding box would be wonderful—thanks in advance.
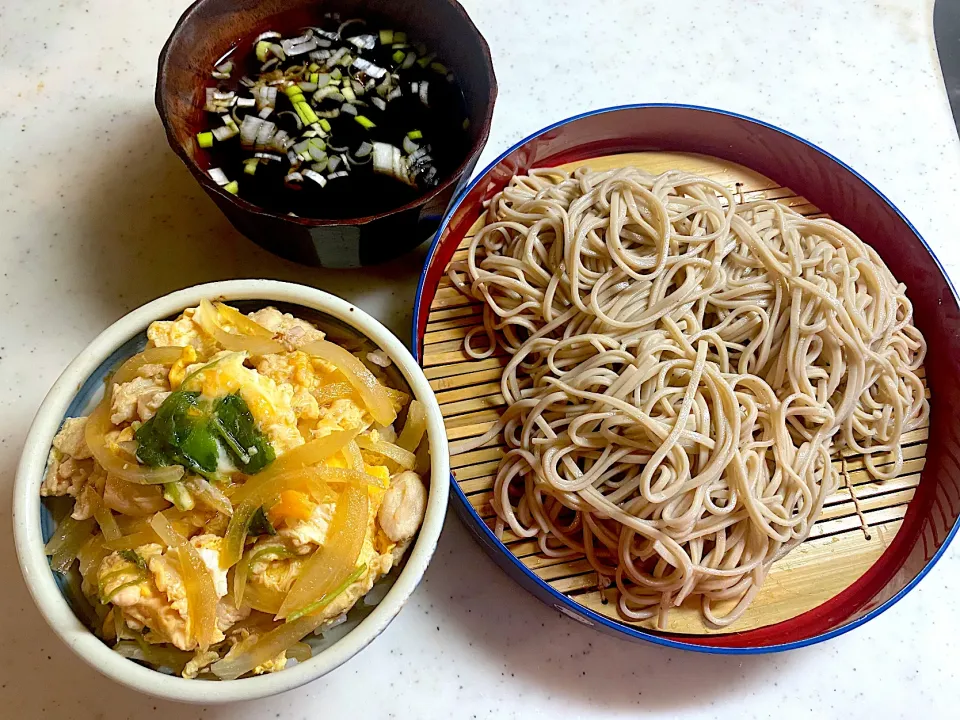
[413,104,960,653]
[156,0,497,267]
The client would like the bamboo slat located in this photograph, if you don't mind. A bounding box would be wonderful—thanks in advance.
[426,151,928,635]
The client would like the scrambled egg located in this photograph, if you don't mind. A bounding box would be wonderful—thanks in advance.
[43,303,430,680]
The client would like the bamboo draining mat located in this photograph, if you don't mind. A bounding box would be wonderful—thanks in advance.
[423,152,929,635]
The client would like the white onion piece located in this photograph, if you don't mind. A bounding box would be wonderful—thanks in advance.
[386,87,401,101]
[372,142,414,186]
[211,125,237,141]
[371,97,386,111]
[258,106,274,119]
[327,171,348,179]
[253,30,281,44]
[352,57,386,79]
[298,82,318,92]
[355,141,372,157]
[327,155,341,172]
[340,102,357,116]
[208,168,229,186]
[402,136,419,154]
[347,34,376,49]
[240,115,263,148]
[236,97,256,108]
[419,81,429,106]
[303,169,328,186]
[401,52,417,70]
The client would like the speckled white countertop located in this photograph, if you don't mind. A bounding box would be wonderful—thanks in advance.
[2,0,959,717]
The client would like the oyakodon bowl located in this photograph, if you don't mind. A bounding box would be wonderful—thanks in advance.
[412,104,960,653]
[12,279,450,703]
[155,0,497,268]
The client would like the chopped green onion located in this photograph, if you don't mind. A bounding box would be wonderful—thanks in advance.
[196,131,214,148]
[392,49,405,64]
[243,158,259,175]
[309,72,319,84]
[417,53,435,68]
[341,85,357,103]
[285,564,367,622]
[407,129,423,140]
[430,62,447,74]
[354,115,376,129]
[463,118,470,129]
[285,85,305,100]
[295,102,319,125]
[379,29,394,45]
[401,51,417,70]
[308,62,319,72]
[319,118,332,132]
[255,41,271,63]
[224,180,239,195]
[394,31,407,43]
[330,68,342,80]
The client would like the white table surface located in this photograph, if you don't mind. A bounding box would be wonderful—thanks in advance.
[2,0,959,717]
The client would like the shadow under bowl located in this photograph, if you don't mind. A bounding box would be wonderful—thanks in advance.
[156,0,497,268]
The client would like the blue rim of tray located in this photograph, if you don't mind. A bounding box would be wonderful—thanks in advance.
[410,102,960,654]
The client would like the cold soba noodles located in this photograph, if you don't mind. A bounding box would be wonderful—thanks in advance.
[449,166,928,628]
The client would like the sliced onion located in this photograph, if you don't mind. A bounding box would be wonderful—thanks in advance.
[236,429,361,502]
[397,399,427,452]
[419,80,429,106]
[185,476,233,515]
[240,114,263,148]
[150,513,220,651]
[386,87,401,101]
[327,155,341,172]
[340,102,357,116]
[276,483,367,619]
[347,33,376,50]
[277,109,303,130]
[343,440,364,471]
[301,340,397,425]
[195,299,285,355]
[402,135,419,154]
[355,434,416,470]
[258,106,274,119]
[254,120,277,149]
[85,347,185,485]
[45,514,96,572]
[354,141,372,158]
[303,169,327,187]
[287,642,313,663]
[114,640,192,674]
[371,97,386,111]
[208,167,229,185]
[352,57,386,79]
[253,31,281,44]
[94,504,123,542]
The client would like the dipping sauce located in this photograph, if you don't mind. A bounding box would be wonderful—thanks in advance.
[198,12,470,219]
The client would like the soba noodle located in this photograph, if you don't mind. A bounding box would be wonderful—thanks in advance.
[448,166,928,629]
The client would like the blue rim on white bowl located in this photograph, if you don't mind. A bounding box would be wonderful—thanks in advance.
[411,103,960,654]
[13,279,450,702]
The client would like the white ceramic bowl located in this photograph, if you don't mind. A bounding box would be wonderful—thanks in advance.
[12,279,450,703]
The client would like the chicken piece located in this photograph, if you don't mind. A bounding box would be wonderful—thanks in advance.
[138,388,171,422]
[41,452,94,498]
[217,598,251,633]
[147,308,219,360]
[53,417,92,460]
[378,472,428,544]
[106,535,230,651]
[182,649,220,680]
[247,307,325,351]
[99,544,193,650]
[110,375,169,425]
